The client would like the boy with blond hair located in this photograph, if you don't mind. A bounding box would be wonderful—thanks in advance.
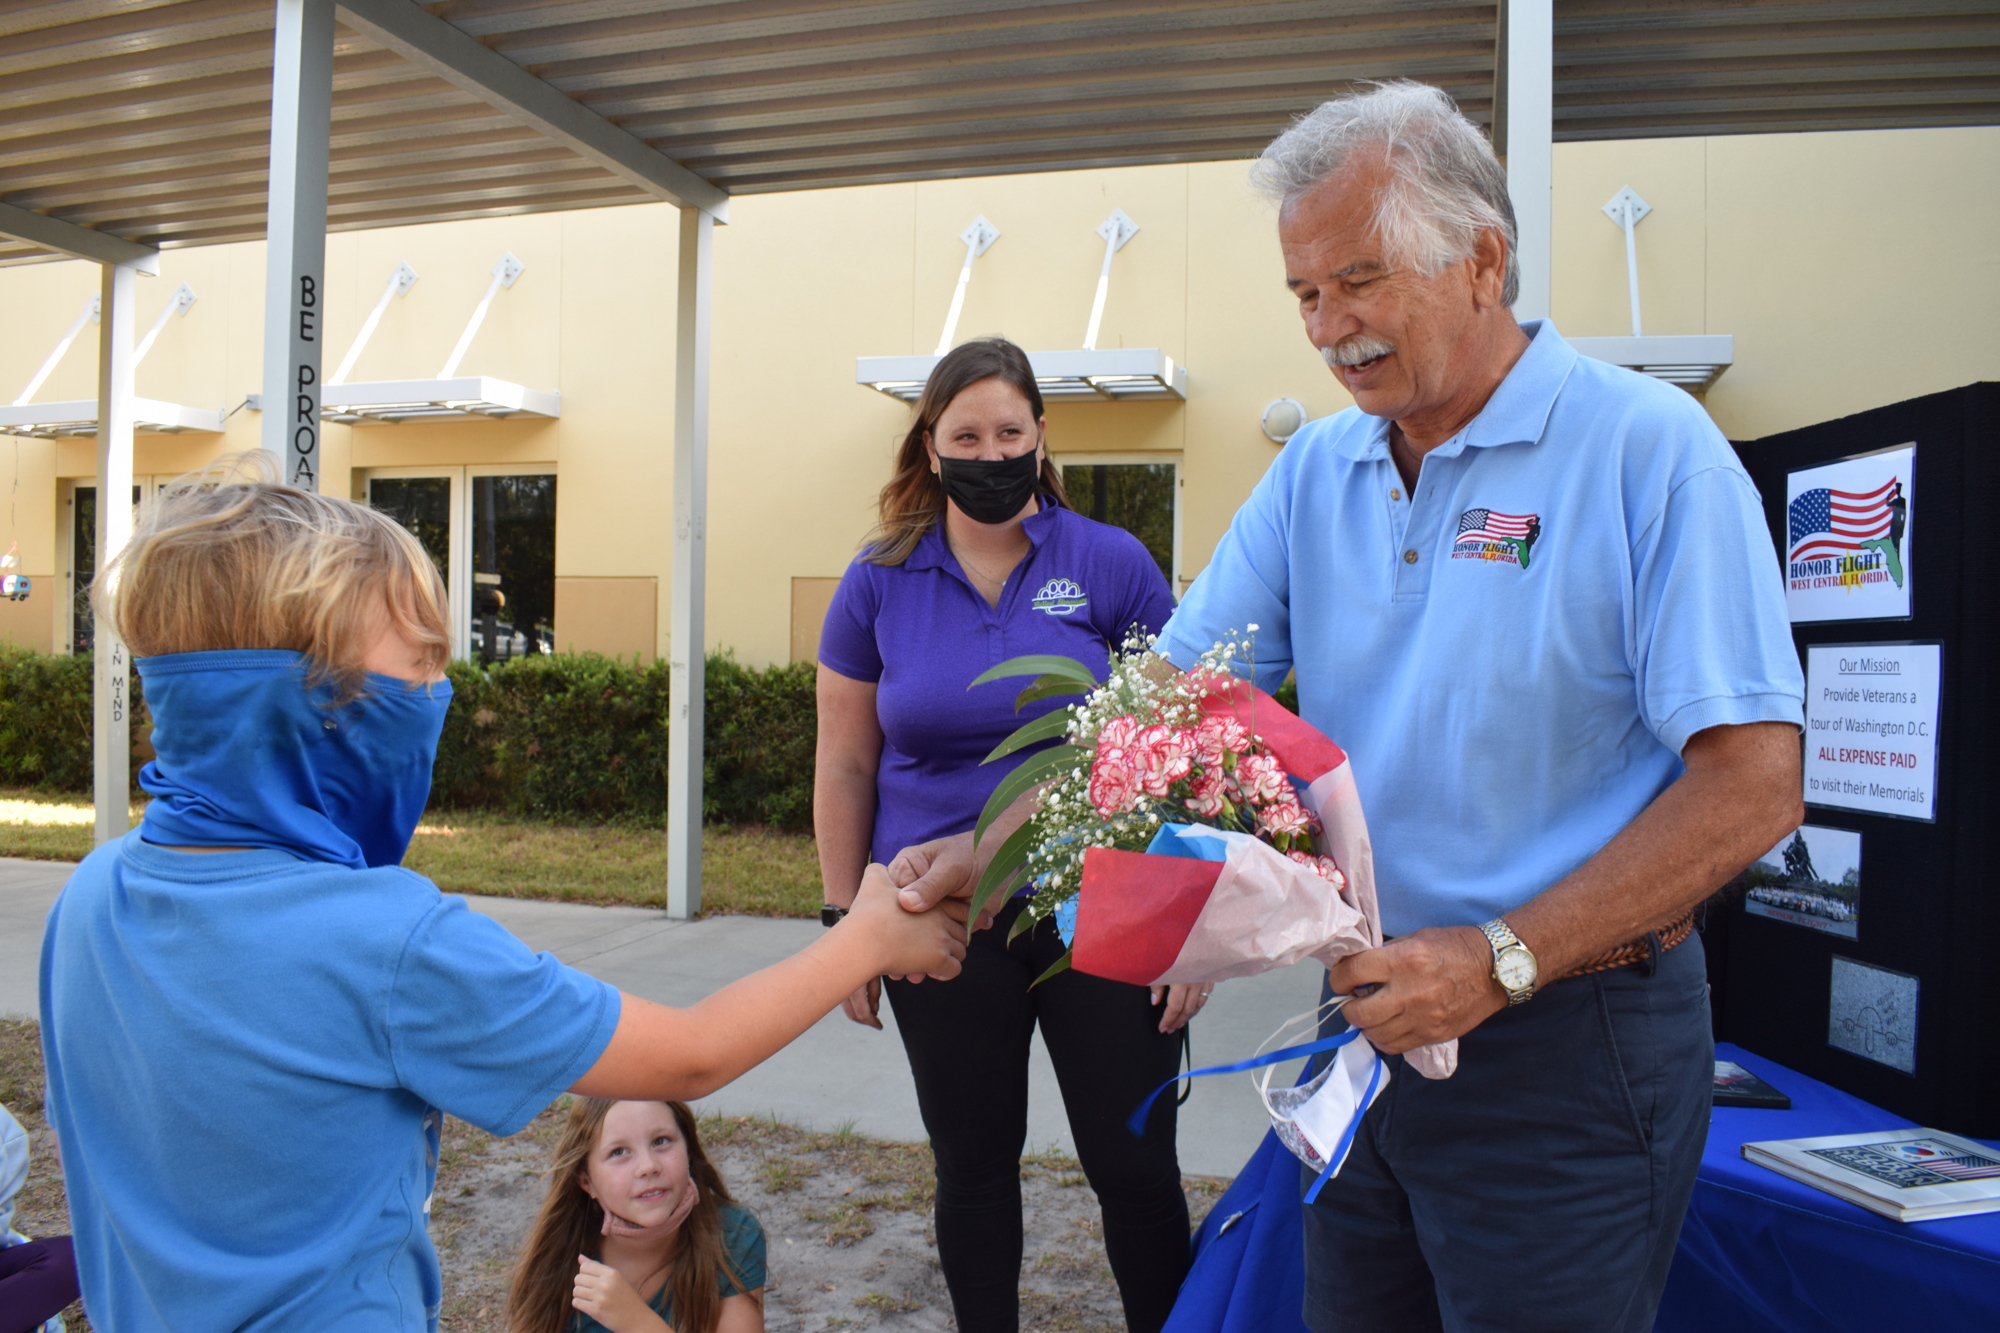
[40,461,967,1331]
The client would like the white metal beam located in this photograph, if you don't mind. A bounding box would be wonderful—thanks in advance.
[94,261,139,847]
[0,200,158,275]
[1501,0,1553,322]
[667,207,713,919]
[261,0,335,491]
[334,0,730,221]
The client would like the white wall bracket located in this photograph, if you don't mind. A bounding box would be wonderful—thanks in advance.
[439,252,523,378]
[330,260,418,385]
[1082,208,1139,351]
[133,283,198,366]
[1601,186,1651,337]
[935,216,1000,356]
[12,296,98,407]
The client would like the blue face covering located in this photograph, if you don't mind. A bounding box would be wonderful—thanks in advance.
[135,650,452,869]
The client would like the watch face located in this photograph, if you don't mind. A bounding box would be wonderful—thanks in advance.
[1496,946,1537,991]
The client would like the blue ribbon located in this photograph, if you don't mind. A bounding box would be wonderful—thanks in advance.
[1125,1026,1364,1138]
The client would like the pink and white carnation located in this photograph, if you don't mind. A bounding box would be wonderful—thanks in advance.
[1087,751,1141,817]
[1259,799,1316,839]
[1289,849,1348,888]
[1133,725,1195,798]
[1190,715,1250,768]
[1235,752,1289,804]
[1185,768,1228,818]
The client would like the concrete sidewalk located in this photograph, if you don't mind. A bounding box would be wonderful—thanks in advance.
[2,859,1315,1177]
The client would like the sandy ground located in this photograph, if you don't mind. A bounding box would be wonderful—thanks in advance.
[1,1019,1229,1333]
[433,1105,1230,1333]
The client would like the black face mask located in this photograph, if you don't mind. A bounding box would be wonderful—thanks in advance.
[936,449,1042,525]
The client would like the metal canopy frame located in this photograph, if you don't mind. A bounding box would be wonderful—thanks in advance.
[861,206,1189,404]
[1568,185,1734,394]
[305,253,563,425]
[2,0,1991,909]
[1,283,222,439]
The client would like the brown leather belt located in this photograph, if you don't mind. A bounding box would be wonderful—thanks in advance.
[1553,909,1696,982]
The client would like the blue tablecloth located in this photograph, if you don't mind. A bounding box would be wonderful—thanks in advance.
[1656,1042,2000,1332]
[1164,1043,2000,1333]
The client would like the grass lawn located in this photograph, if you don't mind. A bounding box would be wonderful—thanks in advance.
[0,789,822,918]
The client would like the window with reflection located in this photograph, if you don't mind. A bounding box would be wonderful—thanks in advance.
[1061,462,1175,582]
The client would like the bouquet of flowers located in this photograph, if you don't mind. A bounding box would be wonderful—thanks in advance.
[968,628,1368,976]
[970,628,1456,1082]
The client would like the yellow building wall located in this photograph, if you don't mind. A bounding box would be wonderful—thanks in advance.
[1,124,1993,665]
[1550,126,2000,441]
[0,207,687,659]
[703,162,1344,666]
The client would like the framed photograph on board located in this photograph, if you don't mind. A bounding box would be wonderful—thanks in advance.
[1745,825,1860,939]
[1785,443,1913,623]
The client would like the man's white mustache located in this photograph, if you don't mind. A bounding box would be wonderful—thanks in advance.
[1323,336,1396,368]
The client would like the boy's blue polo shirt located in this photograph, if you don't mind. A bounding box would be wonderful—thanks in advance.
[820,503,1177,864]
[1159,321,1803,936]
[40,835,619,1332]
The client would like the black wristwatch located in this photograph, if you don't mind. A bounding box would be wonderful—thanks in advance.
[820,904,849,928]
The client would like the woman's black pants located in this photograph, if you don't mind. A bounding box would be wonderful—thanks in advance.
[884,899,1191,1333]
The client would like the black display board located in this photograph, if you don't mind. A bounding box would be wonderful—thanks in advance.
[1712,382,1998,1136]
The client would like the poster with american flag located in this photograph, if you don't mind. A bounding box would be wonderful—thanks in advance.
[1784,443,1914,623]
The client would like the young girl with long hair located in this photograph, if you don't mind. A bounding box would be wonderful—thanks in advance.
[509,1099,764,1333]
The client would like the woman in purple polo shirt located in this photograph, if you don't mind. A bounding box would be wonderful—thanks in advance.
[815,338,1200,1333]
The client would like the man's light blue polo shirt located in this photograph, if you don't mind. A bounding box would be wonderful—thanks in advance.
[1159,321,1803,935]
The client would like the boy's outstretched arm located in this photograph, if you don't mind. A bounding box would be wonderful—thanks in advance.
[570,864,966,1101]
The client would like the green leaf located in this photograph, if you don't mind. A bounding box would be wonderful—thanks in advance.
[971,744,1086,848]
[1028,949,1073,989]
[967,818,1039,925]
[982,707,1073,765]
[1006,907,1041,945]
[1013,674,1091,711]
[970,654,1097,691]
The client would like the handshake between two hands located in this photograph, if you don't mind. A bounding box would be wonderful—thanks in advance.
[834,833,1219,1037]
[851,830,1507,1052]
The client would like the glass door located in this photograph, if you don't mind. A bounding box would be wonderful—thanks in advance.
[468,470,556,663]
[364,467,556,663]
[68,481,146,654]
[1059,456,1180,587]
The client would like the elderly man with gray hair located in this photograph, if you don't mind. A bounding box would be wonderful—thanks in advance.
[1149,83,1807,1330]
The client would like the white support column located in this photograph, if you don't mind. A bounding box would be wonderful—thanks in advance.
[93,262,138,847]
[1502,0,1554,322]
[667,207,714,920]
[261,0,334,491]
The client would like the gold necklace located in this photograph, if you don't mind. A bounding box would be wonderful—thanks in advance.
[948,537,1023,588]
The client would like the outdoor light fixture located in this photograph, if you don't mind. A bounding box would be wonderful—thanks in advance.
[1261,398,1307,443]
[1568,186,1733,394]
[859,211,1189,403]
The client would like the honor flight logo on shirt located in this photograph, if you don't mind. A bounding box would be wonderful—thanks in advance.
[1031,577,1089,616]
[1451,508,1543,569]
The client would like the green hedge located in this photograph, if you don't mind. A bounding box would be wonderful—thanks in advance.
[0,649,816,829]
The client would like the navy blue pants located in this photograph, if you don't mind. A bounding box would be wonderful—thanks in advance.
[1302,933,1712,1333]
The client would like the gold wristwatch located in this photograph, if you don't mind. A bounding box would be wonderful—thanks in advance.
[1479,919,1538,1006]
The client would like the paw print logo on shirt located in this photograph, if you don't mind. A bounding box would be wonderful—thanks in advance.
[1031,578,1089,615]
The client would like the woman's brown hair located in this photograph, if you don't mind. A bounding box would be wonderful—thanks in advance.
[507,1099,753,1333]
[865,337,1068,565]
